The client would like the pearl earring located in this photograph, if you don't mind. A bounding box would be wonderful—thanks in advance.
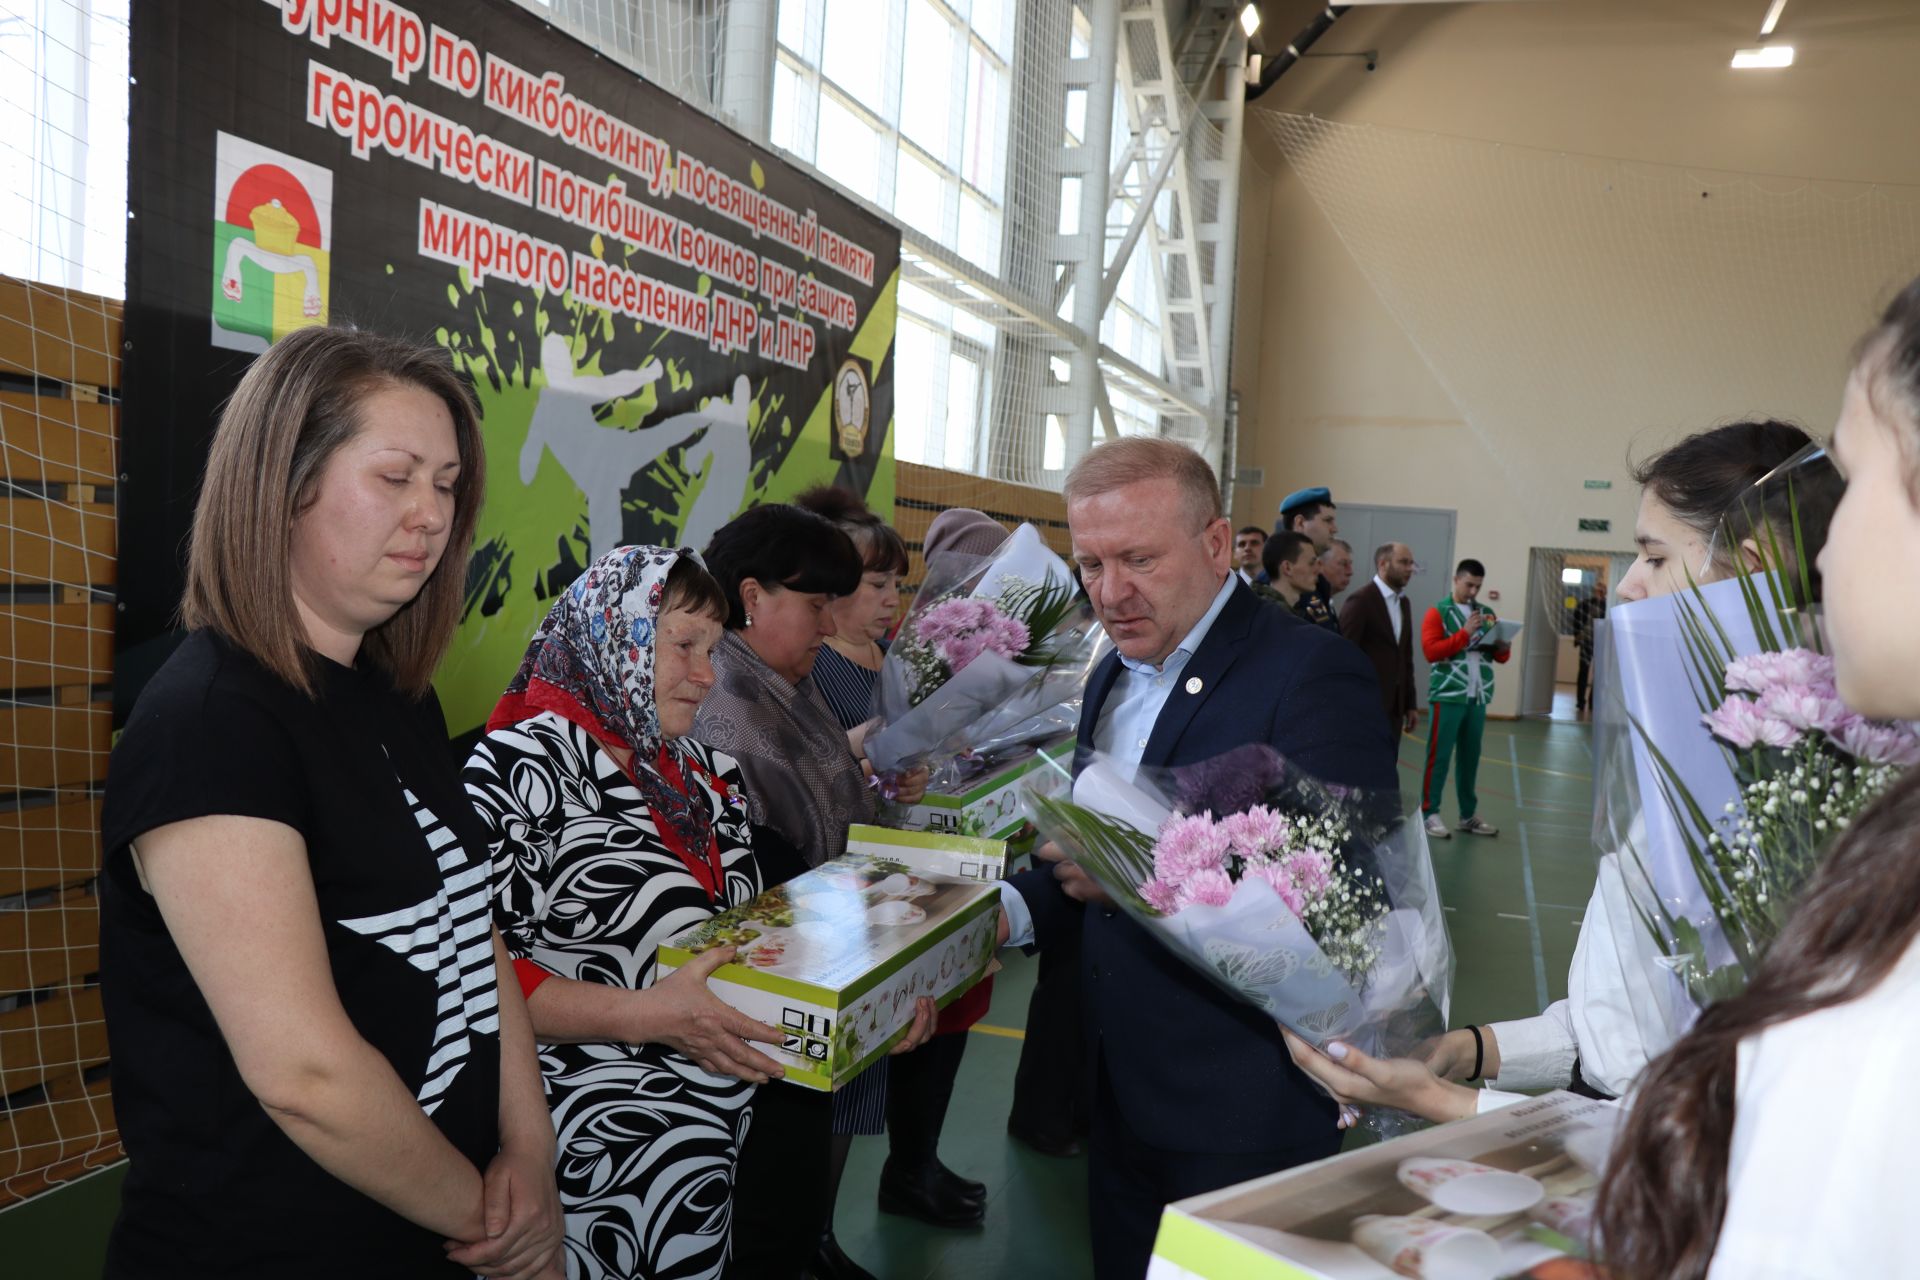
[744,612,754,628]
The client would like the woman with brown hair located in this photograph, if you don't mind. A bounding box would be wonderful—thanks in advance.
[99,326,561,1279]
[1592,277,1920,1278]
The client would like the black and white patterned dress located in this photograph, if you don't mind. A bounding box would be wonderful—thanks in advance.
[467,710,762,1280]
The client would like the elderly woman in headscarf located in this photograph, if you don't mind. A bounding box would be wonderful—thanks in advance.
[465,545,784,1280]
[693,504,937,1280]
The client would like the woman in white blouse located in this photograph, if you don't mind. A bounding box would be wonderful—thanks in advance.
[1286,419,1827,1123]
[1591,276,1920,1278]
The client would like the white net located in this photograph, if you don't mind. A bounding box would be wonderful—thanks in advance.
[1253,109,1920,519]
[0,272,121,1203]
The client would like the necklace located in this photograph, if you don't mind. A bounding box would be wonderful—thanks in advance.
[830,634,884,668]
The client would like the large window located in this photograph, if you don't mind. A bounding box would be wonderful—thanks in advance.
[1,0,131,297]
[773,0,1012,469]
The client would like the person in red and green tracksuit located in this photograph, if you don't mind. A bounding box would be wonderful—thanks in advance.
[1419,559,1511,840]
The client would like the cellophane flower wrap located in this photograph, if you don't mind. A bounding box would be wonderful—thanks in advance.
[864,523,1105,775]
[1596,444,1914,1025]
[1022,745,1453,1094]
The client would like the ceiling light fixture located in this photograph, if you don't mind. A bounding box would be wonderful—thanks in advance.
[1731,45,1794,69]
[1240,4,1261,38]
[1758,0,1789,37]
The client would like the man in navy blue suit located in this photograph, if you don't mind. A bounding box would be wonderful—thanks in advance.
[1000,439,1399,1279]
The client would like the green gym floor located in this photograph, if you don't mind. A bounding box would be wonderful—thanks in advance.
[0,718,1597,1280]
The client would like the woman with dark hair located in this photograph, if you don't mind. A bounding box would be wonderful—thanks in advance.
[99,326,560,1279]
[1283,418,1837,1127]
[693,504,938,1280]
[1592,279,1920,1278]
[793,484,910,739]
[795,489,988,1244]
[1617,417,1833,603]
[466,546,783,1280]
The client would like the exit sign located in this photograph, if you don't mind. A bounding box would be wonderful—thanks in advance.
[1578,518,1611,533]
[1584,479,1612,490]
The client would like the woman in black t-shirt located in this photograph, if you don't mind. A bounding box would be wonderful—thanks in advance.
[100,327,561,1280]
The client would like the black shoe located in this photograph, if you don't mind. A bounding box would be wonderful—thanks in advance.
[931,1159,987,1208]
[877,1157,988,1229]
[808,1232,878,1280]
[1006,1116,1082,1158]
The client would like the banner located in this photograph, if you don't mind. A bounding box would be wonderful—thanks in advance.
[122,0,900,733]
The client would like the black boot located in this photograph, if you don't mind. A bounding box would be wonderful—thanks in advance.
[808,1231,877,1280]
[877,1156,988,1229]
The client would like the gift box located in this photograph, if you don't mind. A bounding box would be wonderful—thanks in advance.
[845,823,1010,882]
[656,852,1001,1091]
[1147,1091,1615,1280]
[889,735,1074,841]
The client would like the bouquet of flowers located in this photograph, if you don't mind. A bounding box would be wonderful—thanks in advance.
[1022,744,1453,1065]
[864,523,1104,774]
[1599,443,1916,1013]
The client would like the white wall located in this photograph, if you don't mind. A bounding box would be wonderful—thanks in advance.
[1231,0,1920,714]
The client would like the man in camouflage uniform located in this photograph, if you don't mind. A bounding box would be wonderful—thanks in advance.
[1255,532,1339,634]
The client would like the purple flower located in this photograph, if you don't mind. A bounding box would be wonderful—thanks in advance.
[1178,866,1237,909]
[1153,812,1232,880]
[1171,744,1290,816]
[1279,848,1336,899]
[1705,695,1804,751]
[1724,649,1835,697]
[1140,876,1183,914]
[914,597,1031,674]
[1220,806,1291,859]
[1245,859,1308,915]
[1834,718,1920,767]
[1758,685,1852,736]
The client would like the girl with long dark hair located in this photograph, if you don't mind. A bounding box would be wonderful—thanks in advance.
[1595,275,1920,1277]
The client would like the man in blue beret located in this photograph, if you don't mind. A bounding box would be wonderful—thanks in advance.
[1275,486,1340,611]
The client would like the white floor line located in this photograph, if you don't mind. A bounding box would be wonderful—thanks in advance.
[1507,735,1528,811]
[1516,822,1551,1009]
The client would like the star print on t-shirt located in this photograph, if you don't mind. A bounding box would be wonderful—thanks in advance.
[338,781,500,1114]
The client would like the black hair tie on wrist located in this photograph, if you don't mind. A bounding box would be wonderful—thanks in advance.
[1465,1025,1486,1082]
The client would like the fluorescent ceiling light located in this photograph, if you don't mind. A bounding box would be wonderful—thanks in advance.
[1731,45,1794,68]
[1240,4,1261,38]
[1759,0,1789,37]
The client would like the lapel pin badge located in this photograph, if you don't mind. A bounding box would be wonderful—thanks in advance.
[1185,676,1203,694]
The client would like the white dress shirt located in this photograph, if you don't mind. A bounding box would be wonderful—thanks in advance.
[1000,574,1239,948]
[1373,575,1406,643]
[1091,573,1239,767]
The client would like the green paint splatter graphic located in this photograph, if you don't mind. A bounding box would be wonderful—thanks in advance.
[428,246,899,735]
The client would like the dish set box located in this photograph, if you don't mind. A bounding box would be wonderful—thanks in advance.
[845,823,1010,882]
[657,850,1000,1091]
[889,735,1074,841]
[1148,1091,1616,1280]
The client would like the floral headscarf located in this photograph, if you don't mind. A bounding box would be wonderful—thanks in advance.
[487,545,721,887]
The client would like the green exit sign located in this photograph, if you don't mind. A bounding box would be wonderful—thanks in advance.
[1584,479,1612,490]
[1578,518,1611,533]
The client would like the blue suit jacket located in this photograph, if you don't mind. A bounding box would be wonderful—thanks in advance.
[1009,579,1398,1155]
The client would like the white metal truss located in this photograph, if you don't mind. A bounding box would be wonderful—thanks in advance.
[1106,0,1244,456]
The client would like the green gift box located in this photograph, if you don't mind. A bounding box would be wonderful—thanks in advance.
[656,852,1001,1091]
[845,823,1010,882]
[1146,1091,1613,1279]
[889,735,1075,841]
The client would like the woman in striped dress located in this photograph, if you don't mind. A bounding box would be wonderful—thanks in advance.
[466,546,786,1280]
